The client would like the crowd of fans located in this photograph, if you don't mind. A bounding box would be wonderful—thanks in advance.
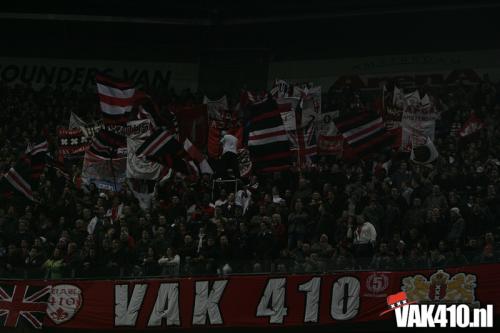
[1,75,500,279]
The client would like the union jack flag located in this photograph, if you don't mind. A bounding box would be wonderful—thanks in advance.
[279,98,318,168]
[0,284,51,329]
[290,118,318,167]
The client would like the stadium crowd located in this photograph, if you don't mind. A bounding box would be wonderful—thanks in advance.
[1,76,500,279]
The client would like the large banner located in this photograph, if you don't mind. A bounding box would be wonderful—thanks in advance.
[401,91,439,152]
[268,49,500,90]
[1,264,499,330]
[126,119,162,180]
[0,57,199,90]
[81,150,127,191]
[317,110,343,156]
[170,104,209,149]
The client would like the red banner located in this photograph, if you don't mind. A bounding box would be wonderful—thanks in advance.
[318,135,343,156]
[1,264,499,329]
[170,104,208,149]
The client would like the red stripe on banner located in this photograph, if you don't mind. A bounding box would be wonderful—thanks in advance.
[207,126,221,159]
[350,132,393,156]
[95,74,133,90]
[335,113,371,131]
[249,129,287,140]
[102,114,129,125]
[142,131,172,157]
[296,147,317,156]
[319,135,342,142]
[251,110,282,123]
[98,93,136,107]
[259,165,290,173]
[252,151,292,162]
[6,170,33,200]
[344,121,384,143]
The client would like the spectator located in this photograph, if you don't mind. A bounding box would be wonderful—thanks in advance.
[0,78,499,279]
[288,199,308,249]
[158,247,180,276]
[42,248,65,279]
[447,207,465,244]
[25,246,46,278]
[219,131,240,178]
[352,214,377,268]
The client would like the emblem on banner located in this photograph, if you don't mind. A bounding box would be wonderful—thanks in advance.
[47,284,83,324]
[364,272,389,297]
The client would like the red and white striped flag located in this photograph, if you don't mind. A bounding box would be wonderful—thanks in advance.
[96,74,139,124]
[26,140,49,183]
[335,112,394,158]
[2,167,37,202]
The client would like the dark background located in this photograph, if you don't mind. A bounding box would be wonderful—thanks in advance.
[1,0,499,92]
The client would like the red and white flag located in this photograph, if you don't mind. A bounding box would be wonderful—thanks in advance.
[96,74,139,124]
[335,112,395,158]
[0,284,51,329]
[2,167,37,202]
[183,138,213,175]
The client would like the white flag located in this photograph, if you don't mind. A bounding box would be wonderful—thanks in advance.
[410,137,439,164]
[69,112,87,128]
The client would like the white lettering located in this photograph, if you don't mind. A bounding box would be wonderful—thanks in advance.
[114,284,147,326]
[395,306,409,327]
[148,283,180,327]
[433,305,447,327]
[298,277,321,323]
[192,280,228,325]
[418,305,435,327]
[256,278,288,324]
[331,277,360,320]
[456,304,469,328]
[407,305,421,327]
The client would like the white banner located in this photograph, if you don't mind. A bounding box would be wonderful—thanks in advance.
[401,119,436,152]
[293,85,322,116]
[401,91,439,152]
[126,119,163,180]
[270,79,290,98]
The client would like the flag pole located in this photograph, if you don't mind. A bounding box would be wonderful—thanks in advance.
[297,97,304,175]
[381,83,385,113]
[110,148,117,192]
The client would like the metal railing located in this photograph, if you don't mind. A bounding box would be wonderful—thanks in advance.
[2,253,499,280]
